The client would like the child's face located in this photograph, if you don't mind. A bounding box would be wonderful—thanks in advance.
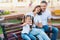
[25,17,32,25]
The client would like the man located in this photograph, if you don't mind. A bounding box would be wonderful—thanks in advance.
[40,1,59,40]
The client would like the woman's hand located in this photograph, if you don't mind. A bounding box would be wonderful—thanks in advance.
[36,23,43,28]
[38,23,43,28]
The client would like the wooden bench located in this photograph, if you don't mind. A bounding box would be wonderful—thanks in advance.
[0,14,24,40]
[1,23,60,40]
[1,13,60,40]
[1,23,23,40]
[52,10,60,16]
[53,24,60,29]
[1,13,24,23]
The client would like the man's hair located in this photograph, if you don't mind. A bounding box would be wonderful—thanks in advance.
[41,1,47,5]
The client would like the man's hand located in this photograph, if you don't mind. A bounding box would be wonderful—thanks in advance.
[48,19,52,26]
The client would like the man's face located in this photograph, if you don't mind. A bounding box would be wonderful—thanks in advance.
[40,3,47,12]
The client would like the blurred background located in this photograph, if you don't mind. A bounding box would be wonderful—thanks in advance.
[0,0,60,13]
[0,0,60,40]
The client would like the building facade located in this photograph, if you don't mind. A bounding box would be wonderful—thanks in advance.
[0,0,60,9]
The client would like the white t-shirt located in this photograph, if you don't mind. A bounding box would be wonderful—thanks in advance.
[41,9,52,25]
[21,24,31,34]
[26,12,42,27]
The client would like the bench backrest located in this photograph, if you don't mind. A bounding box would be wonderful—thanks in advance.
[1,23,23,40]
[52,10,60,16]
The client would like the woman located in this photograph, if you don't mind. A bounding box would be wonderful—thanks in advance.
[26,5,50,40]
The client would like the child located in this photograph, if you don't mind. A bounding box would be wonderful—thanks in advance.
[21,15,36,40]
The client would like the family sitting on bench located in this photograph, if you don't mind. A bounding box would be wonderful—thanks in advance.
[12,1,59,40]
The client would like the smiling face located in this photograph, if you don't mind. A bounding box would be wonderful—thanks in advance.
[40,2,47,12]
[33,5,41,14]
[35,7,41,13]
[25,16,32,25]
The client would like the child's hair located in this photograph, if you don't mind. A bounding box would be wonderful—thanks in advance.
[23,15,34,25]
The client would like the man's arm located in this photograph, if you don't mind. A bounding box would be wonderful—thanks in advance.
[48,19,52,26]
[48,11,52,26]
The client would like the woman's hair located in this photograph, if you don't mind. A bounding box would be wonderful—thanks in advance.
[33,5,40,12]
[33,5,42,15]
[23,15,34,25]
[37,10,42,15]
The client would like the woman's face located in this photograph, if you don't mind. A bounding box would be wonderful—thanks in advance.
[35,7,41,13]
[25,17,32,25]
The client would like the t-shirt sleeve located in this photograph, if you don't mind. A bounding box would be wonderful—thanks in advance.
[48,11,52,19]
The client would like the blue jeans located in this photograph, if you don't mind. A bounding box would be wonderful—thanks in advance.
[43,25,59,40]
[30,28,50,40]
[21,33,36,40]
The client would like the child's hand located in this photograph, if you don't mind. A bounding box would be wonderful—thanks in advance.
[26,20,32,25]
[21,22,27,26]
